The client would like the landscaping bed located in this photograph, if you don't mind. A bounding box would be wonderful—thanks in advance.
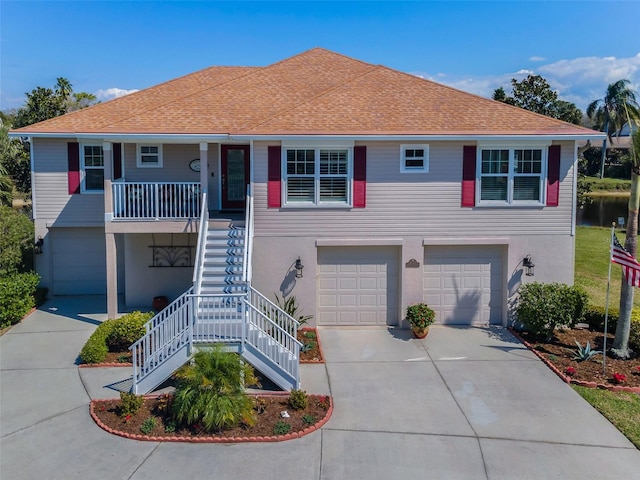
[516,327,640,390]
[91,393,332,442]
[298,327,324,363]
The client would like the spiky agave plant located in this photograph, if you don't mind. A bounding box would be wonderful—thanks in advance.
[171,346,259,432]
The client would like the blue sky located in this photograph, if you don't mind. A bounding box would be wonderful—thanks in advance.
[1,1,639,112]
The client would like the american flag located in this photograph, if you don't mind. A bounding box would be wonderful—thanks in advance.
[612,234,640,287]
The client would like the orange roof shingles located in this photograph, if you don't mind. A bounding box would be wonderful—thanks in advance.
[13,48,597,137]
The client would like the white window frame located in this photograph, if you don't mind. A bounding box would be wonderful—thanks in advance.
[136,144,163,168]
[476,142,549,206]
[400,144,429,173]
[80,144,104,194]
[282,143,354,207]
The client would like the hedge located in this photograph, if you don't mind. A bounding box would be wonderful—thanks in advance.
[0,272,40,329]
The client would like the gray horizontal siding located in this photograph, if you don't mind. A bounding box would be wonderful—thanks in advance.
[252,140,575,237]
[32,138,104,223]
[123,143,201,182]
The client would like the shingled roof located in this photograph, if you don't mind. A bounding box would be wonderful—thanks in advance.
[13,48,598,137]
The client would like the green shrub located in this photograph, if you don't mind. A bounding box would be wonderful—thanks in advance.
[584,305,620,332]
[406,303,436,329]
[0,205,34,276]
[79,311,152,364]
[273,420,291,435]
[516,282,589,341]
[105,311,152,351]
[288,389,308,410]
[171,346,258,432]
[79,320,115,364]
[0,272,40,328]
[119,392,144,417]
[302,414,316,425]
[629,317,640,353]
[140,417,156,434]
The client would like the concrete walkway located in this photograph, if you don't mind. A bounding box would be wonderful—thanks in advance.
[1,296,639,479]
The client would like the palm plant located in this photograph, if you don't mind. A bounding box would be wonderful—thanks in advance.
[171,346,259,432]
[587,79,640,178]
[0,162,13,207]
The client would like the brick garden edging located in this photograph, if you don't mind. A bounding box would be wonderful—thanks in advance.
[509,327,640,394]
[90,393,333,443]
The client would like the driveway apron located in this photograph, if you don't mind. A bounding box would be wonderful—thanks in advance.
[1,298,639,480]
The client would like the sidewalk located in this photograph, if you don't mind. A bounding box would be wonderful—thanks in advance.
[1,296,639,479]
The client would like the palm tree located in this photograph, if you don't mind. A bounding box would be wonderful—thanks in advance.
[587,79,640,178]
[612,128,640,359]
[0,162,13,207]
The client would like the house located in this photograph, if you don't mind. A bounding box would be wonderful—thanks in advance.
[12,48,603,392]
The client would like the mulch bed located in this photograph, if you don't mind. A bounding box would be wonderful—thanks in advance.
[514,327,640,391]
[91,393,332,442]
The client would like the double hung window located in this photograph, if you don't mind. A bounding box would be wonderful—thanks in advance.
[478,146,546,205]
[81,145,104,192]
[136,144,163,168]
[400,144,429,173]
[284,147,351,205]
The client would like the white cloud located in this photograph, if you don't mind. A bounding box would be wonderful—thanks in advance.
[95,87,139,101]
[412,53,640,111]
[529,56,546,62]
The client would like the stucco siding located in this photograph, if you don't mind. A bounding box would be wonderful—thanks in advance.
[252,140,576,237]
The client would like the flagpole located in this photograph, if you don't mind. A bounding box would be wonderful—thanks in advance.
[603,223,615,374]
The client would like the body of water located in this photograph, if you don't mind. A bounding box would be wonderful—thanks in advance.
[577,196,630,227]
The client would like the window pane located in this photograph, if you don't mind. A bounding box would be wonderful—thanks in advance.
[83,146,104,167]
[141,155,158,163]
[287,177,314,202]
[480,176,507,201]
[320,150,347,175]
[320,178,347,202]
[514,176,540,200]
[85,169,104,191]
[287,149,315,175]
[481,149,508,174]
[515,149,542,174]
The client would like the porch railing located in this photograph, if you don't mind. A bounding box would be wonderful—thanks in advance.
[193,190,208,294]
[112,181,201,220]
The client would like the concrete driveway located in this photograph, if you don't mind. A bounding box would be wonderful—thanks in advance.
[1,296,639,479]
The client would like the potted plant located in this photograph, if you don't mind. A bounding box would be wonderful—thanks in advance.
[406,303,436,339]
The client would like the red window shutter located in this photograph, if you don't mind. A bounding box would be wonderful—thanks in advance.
[461,146,477,207]
[546,145,561,207]
[267,146,282,208]
[67,142,80,194]
[113,143,122,180]
[353,146,366,208]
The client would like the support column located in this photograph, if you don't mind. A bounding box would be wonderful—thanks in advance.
[103,142,114,222]
[106,232,118,319]
[199,142,208,194]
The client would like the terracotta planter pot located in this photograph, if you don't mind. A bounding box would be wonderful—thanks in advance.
[152,296,169,312]
[412,326,429,339]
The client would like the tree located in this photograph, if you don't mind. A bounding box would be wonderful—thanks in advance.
[493,74,583,125]
[0,120,31,194]
[612,128,640,359]
[0,162,13,207]
[587,79,640,178]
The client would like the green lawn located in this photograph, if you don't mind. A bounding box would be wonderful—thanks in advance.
[575,226,640,309]
[572,386,640,449]
[582,176,631,193]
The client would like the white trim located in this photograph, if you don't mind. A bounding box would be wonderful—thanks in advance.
[475,145,548,206]
[316,238,404,246]
[29,138,36,219]
[79,143,105,194]
[281,146,353,207]
[400,144,429,173]
[422,237,510,245]
[136,144,163,168]
[571,142,578,237]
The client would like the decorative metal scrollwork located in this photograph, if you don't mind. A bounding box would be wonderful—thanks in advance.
[149,246,194,267]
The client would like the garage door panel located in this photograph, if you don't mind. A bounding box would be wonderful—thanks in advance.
[318,246,399,326]
[51,228,106,295]
[424,246,503,325]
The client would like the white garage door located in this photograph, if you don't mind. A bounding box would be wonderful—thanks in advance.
[51,228,107,294]
[423,245,503,325]
[317,246,399,326]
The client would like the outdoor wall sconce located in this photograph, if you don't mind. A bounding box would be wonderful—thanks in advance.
[34,237,44,255]
[523,254,535,276]
[294,257,304,278]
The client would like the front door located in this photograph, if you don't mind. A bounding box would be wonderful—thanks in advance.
[221,145,250,210]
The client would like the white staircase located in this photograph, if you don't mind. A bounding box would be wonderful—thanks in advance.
[130,188,302,394]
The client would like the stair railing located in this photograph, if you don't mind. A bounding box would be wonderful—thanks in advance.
[192,189,208,295]
[244,299,302,387]
[248,286,300,335]
[242,185,253,285]
[130,287,194,394]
